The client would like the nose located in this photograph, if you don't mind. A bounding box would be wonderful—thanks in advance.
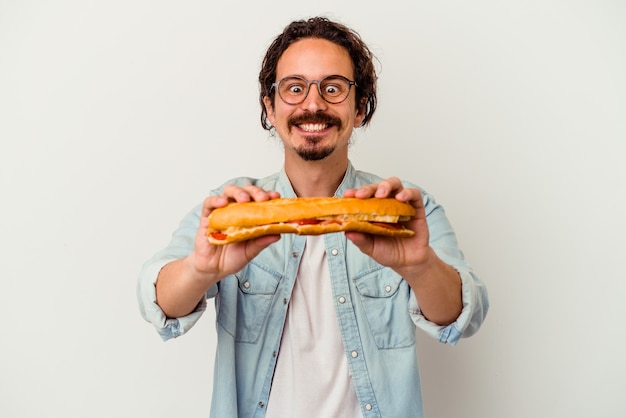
[300,82,328,111]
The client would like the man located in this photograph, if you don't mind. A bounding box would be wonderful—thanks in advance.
[138,17,489,418]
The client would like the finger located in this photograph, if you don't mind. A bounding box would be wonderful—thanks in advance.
[202,195,229,217]
[374,177,403,198]
[222,184,254,203]
[352,184,378,198]
[395,187,423,205]
[345,231,374,256]
[240,185,280,202]
[243,235,281,260]
[222,184,280,203]
[352,177,403,199]
[342,188,357,198]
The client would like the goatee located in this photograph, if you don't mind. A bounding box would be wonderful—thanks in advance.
[296,144,335,161]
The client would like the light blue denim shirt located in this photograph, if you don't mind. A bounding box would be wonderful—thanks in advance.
[137,162,489,418]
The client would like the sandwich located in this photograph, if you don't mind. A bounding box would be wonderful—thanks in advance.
[206,197,415,245]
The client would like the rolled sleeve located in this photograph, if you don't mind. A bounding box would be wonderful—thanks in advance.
[409,268,489,345]
[136,204,214,341]
[137,256,209,341]
[408,190,490,345]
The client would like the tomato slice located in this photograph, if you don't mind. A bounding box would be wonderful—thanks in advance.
[211,232,228,240]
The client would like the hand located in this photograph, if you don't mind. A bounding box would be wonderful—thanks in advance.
[187,184,282,284]
[343,177,433,276]
[345,177,463,325]
[157,184,282,318]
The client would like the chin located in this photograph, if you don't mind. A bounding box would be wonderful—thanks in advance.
[296,146,335,161]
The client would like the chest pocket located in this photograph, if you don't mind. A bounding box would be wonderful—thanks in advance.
[216,260,282,343]
[353,267,415,349]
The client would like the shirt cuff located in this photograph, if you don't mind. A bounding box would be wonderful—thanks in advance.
[409,269,484,346]
[137,257,208,341]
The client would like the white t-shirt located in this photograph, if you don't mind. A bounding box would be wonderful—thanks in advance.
[265,235,363,418]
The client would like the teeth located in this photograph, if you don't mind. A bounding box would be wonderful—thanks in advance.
[299,123,327,132]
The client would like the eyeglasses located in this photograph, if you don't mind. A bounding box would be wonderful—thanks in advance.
[271,75,357,105]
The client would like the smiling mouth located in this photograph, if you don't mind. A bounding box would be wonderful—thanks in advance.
[288,112,342,133]
[298,123,330,132]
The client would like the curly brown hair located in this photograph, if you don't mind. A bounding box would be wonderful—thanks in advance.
[259,17,377,130]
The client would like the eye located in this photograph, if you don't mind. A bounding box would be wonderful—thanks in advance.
[321,78,348,97]
[281,78,307,96]
[288,84,304,94]
[323,84,340,95]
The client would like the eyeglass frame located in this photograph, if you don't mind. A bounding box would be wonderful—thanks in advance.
[270,74,358,105]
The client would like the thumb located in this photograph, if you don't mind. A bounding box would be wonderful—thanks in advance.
[345,232,374,257]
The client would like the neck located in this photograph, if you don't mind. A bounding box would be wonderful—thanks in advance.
[284,157,348,197]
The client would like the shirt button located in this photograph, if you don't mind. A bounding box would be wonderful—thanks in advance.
[338,296,346,304]
[385,285,392,293]
[365,404,372,411]
[351,351,358,358]
[331,248,339,256]
[292,252,298,258]
[243,281,250,289]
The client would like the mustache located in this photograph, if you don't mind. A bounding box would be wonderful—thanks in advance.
[288,112,342,129]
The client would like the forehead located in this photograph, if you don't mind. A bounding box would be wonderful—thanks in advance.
[276,38,354,80]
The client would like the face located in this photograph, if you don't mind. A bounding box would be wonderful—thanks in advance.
[264,38,365,162]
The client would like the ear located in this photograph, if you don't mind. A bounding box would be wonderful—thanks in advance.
[263,96,276,127]
[353,97,368,127]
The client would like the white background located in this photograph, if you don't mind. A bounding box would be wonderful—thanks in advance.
[1,1,625,417]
